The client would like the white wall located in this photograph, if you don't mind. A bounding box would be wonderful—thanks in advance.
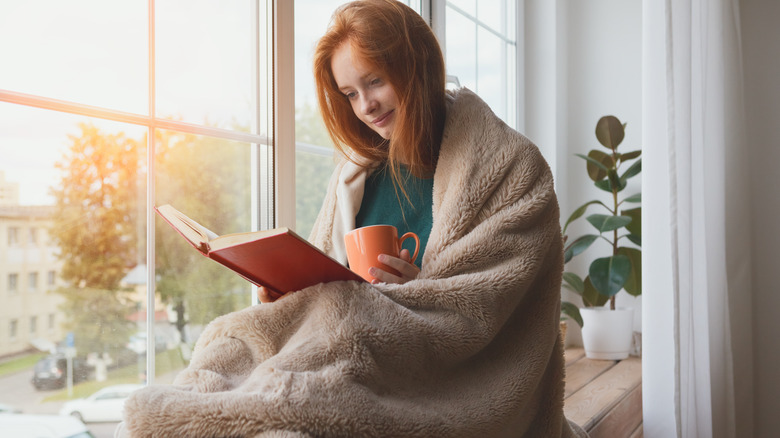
[525,0,643,345]
[742,0,780,435]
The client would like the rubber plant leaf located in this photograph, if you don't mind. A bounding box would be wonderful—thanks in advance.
[595,115,625,150]
[589,254,631,297]
[617,247,642,296]
[586,214,632,233]
[562,271,585,294]
[582,275,609,307]
[564,234,599,263]
[561,301,584,328]
[621,207,642,237]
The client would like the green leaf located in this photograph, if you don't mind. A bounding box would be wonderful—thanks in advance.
[626,234,642,246]
[594,179,614,192]
[623,193,642,203]
[561,301,583,328]
[582,276,609,307]
[587,150,613,181]
[576,152,612,183]
[620,158,642,181]
[589,255,631,297]
[563,234,599,263]
[586,214,633,233]
[622,207,641,237]
[617,247,642,296]
[607,168,625,192]
[595,115,625,150]
[619,150,642,161]
[563,200,605,234]
[562,272,585,294]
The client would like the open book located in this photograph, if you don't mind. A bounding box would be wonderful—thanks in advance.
[155,204,364,296]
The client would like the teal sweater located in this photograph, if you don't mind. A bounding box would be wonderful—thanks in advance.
[354,165,433,269]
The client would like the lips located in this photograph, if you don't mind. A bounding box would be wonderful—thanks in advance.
[372,110,394,127]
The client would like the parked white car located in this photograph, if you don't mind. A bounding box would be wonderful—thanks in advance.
[59,384,144,423]
[0,414,95,438]
[0,402,21,413]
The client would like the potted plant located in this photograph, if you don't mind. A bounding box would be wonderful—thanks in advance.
[560,115,641,360]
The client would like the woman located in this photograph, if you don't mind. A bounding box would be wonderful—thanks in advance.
[120,1,587,437]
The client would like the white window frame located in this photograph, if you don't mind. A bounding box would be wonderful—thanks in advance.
[429,0,523,131]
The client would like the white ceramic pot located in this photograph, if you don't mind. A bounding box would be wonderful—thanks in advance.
[580,307,634,360]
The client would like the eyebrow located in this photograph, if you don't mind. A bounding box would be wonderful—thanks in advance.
[337,73,375,93]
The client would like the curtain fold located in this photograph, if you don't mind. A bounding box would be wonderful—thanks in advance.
[643,0,750,436]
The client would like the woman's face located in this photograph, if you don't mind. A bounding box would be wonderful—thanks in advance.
[331,42,399,140]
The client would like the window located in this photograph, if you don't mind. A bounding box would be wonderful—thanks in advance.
[9,319,17,340]
[441,0,518,128]
[1,0,523,417]
[1,0,274,403]
[28,272,38,291]
[7,227,19,246]
[8,273,18,292]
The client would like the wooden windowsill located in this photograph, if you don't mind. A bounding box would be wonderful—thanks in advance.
[563,348,643,438]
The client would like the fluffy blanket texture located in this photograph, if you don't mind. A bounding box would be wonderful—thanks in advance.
[120,88,587,437]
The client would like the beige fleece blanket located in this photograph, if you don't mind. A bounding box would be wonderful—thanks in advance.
[120,88,586,438]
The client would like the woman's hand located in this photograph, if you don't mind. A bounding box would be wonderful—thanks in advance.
[368,249,420,284]
[257,286,285,304]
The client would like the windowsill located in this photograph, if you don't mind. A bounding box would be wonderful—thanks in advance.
[564,347,643,438]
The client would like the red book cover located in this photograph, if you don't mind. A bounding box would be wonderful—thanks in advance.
[155,204,364,295]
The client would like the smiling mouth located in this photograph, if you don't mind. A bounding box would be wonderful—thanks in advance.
[372,110,394,126]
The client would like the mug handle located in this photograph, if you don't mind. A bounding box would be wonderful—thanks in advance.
[399,232,420,264]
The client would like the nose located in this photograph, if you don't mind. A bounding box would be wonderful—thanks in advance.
[359,92,377,115]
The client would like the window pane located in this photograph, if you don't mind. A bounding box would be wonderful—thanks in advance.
[294,0,347,237]
[0,1,147,114]
[449,0,476,16]
[478,0,503,31]
[445,7,477,89]
[154,130,253,376]
[443,0,517,129]
[477,27,505,120]
[156,0,254,130]
[0,103,146,427]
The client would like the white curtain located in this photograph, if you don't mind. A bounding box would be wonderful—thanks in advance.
[642,0,752,437]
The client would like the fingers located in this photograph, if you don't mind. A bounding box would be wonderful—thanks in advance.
[369,252,420,285]
[257,286,284,303]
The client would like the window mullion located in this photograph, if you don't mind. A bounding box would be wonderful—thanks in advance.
[146,0,157,385]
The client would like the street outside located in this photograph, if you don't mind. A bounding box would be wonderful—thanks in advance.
[1,367,177,438]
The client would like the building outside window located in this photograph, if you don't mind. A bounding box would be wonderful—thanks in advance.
[29,315,37,335]
[9,319,17,340]
[48,270,56,287]
[7,226,19,246]
[8,273,18,292]
[28,271,38,291]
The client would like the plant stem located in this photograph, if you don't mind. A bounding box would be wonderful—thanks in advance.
[611,150,619,311]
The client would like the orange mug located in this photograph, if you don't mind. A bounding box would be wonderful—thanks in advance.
[344,225,420,283]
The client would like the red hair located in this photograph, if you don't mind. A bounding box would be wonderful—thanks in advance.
[314,0,446,181]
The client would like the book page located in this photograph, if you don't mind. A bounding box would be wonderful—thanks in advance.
[156,205,215,252]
